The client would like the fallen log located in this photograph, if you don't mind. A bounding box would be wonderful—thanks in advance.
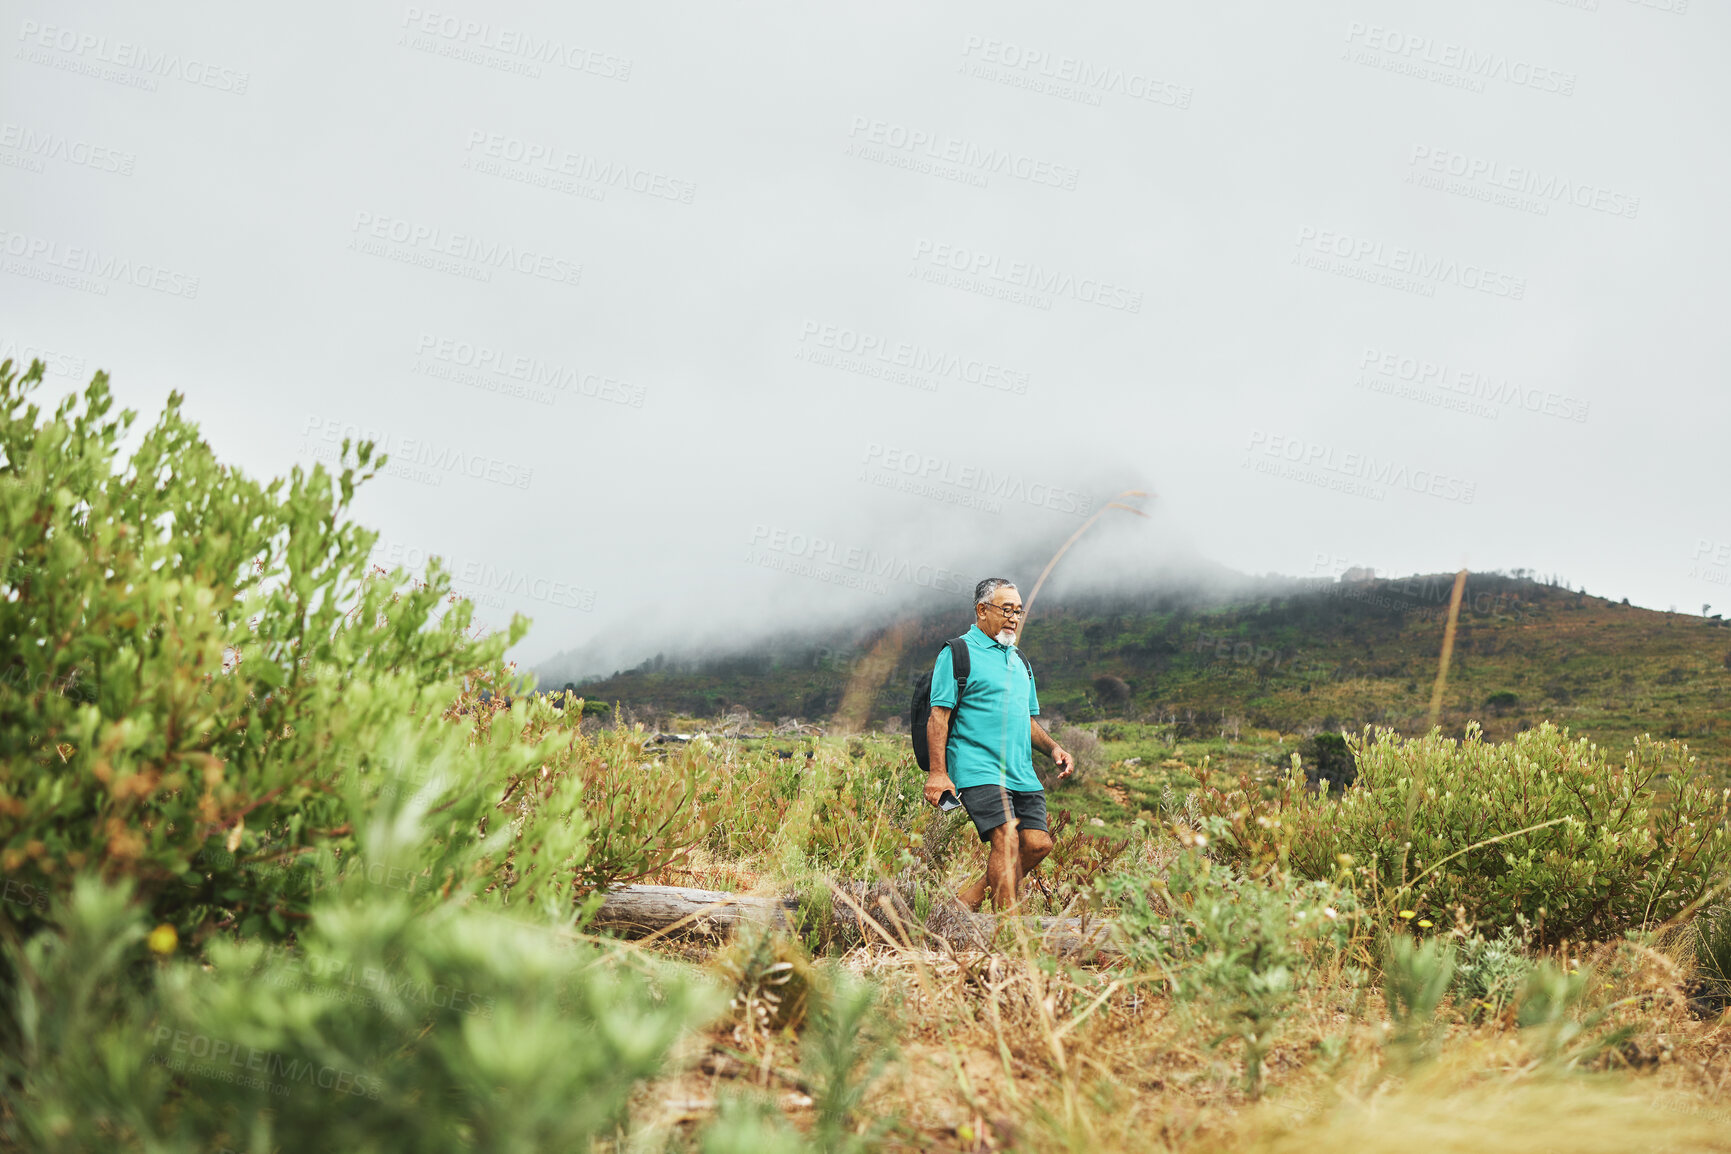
[593,883,1121,960]
[592,884,799,939]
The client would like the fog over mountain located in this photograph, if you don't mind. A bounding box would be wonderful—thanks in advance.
[4,0,1726,684]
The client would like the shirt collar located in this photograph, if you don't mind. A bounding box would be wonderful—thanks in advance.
[967,623,1009,650]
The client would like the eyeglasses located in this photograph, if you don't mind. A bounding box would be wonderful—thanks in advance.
[986,604,1026,619]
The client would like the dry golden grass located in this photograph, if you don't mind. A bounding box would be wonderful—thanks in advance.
[577,724,1731,1151]
[613,879,1731,1153]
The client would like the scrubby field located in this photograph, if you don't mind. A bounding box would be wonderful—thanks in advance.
[5,360,1731,1152]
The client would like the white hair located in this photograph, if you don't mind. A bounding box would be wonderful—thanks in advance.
[974,577,1019,607]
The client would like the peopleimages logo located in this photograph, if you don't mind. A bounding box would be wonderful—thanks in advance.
[860,443,1093,517]
[1244,429,1477,504]
[413,333,646,408]
[1406,146,1639,220]
[910,238,1143,313]
[370,538,598,612]
[0,122,135,175]
[0,337,85,379]
[15,19,251,94]
[301,415,534,491]
[348,211,582,287]
[844,116,1080,191]
[462,130,695,204]
[1357,346,1590,423]
[0,227,200,299]
[1342,22,1576,96]
[957,35,1193,110]
[1293,226,1526,301]
[1691,539,1731,589]
[398,7,631,80]
[273,952,496,1019]
[795,320,1029,395]
[746,525,967,595]
[149,1028,382,1100]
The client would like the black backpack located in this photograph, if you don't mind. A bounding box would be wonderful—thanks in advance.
[909,637,1033,772]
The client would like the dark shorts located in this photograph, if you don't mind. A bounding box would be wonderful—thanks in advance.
[956,784,1049,843]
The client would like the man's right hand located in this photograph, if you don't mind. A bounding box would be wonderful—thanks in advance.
[924,772,958,807]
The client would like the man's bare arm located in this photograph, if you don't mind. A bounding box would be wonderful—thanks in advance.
[925,706,957,806]
[1032,719,1075,779]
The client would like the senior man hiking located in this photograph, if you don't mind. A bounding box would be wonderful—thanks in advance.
[918,577,1074,911]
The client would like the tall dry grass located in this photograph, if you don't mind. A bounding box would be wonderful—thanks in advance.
[555,717,1731,1151]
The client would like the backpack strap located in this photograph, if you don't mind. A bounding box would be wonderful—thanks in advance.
[947,637,970,720]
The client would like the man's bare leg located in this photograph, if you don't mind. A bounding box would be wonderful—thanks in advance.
[1018,829,1054,885]
[985,823,1021,909]
[959,827,1054,911]
[957,865,989,911]
[957,823,1020,910]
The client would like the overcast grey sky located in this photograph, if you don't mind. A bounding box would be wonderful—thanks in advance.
[4,0,1726,680]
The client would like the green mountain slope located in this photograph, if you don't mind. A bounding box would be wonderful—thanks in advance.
[563,572,1731,775]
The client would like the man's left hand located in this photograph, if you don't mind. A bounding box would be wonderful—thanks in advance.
[1052,746,1074,779]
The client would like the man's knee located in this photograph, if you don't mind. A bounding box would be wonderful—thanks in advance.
[1021,829,1054,861]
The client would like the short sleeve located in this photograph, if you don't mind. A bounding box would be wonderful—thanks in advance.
[1027,667,1040,716]
[928,645,957,709]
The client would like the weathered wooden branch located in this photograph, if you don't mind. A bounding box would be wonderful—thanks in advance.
[593,883,1121,960]
[592,884,799,939]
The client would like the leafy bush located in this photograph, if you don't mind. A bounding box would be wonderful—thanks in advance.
[1101,852,1355,1096]
[1451,925,1534,1021]
[1193,723,1731,943]
[1515,960,1619,1065]
[1383,934,1454,1058]
[801,967,896,1153]
[1024,813,1139,914]
[1,871,717,1152]
[702,1096,811,1154]
[499,706,709,898]
[1091,674,1130,709]
[0,360,537,941]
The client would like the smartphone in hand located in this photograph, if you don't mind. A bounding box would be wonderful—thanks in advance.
[938,790,962,812]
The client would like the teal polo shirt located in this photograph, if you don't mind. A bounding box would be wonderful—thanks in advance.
[929,624,1042,792]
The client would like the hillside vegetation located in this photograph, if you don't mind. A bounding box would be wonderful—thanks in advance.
[569,574,1731,781]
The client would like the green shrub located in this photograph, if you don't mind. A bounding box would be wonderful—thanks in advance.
[1193,723,1731,943]
[800,967,896,1153]
[0,358,850,1151]
[1452,925,1534,1021]
[569,732,708,893]
[1100,852,1355,1096]
[0,360,537,941]
[1383,934,1454,1058]
[1513,959,1631,1066]
[701,1096,811,1154]
[2,873,715,1152]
